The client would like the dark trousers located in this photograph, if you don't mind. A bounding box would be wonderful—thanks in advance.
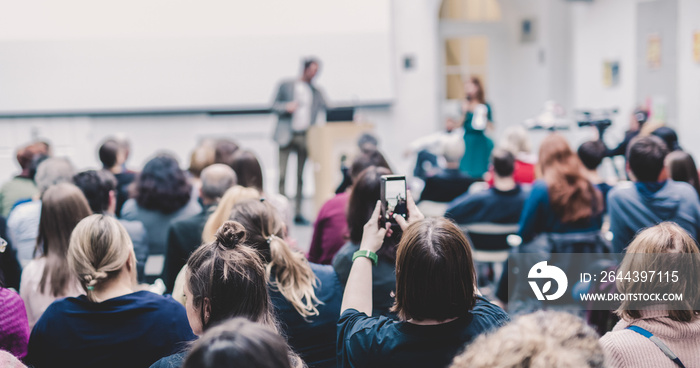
[279,131,307,216]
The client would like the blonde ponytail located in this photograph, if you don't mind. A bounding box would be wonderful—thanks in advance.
[68,214,133,302]
[267,235,321,318]
[229,199,323,319]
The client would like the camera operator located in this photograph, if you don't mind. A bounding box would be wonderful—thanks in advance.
[602,108,648,157]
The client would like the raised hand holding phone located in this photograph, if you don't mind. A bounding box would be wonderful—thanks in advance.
[360,200,390,253]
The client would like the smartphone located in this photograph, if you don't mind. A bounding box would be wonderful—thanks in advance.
[380,175,407,227]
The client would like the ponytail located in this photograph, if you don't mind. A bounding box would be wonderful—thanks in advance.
[267,235,321,318]
[230,199,323,319]
[68,215,134,302]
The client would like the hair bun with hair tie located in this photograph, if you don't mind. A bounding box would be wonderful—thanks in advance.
[216,221,246,249]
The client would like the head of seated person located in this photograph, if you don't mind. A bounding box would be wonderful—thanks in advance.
[37,183,92,296]
[347,166,397,257]
[35,157,75,196]
[69,214,138,302]
[133,154,192,214]
[442,136,465,170]
[185,221,276,335]
[201,185,260,243]
[491,148,516,191]
[182,318,292,368]
[626,135,669,183]
[539,133,603,224]
[615,222,700,322]
[226,150,264,193]
[651,126,681,152]
[73,170,118,215]
[450,310,604,368]
[188,141,217,180]
[578,140,606,173]
[665,150,700,196]
[98,139,125,173]
[349,150,391,184]
[198,164,237,206]
[392,217,477,322]
[229,199,320,318]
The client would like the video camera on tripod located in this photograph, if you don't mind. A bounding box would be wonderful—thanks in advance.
[576,108,618,138]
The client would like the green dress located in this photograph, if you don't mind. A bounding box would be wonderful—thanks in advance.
[460,103,494,178]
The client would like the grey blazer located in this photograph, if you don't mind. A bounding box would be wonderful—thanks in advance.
[271,80,327,147]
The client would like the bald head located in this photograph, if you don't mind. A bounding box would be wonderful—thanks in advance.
[200,164,237,203]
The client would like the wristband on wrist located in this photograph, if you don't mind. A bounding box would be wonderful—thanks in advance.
[352,249,378,266]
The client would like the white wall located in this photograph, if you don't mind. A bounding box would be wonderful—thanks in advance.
[676,0,700,159]
[570,0,638,147]
[0,0,443,201]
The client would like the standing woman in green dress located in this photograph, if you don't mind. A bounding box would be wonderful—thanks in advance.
[460,76,494,178]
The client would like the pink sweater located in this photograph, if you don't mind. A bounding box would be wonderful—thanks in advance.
[600,310,700,368]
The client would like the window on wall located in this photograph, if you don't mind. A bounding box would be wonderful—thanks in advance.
[439,0,501,21]
[445,36,489,100]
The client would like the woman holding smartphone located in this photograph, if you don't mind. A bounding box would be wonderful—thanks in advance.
[337,193,508,368]
[460,76,494,179]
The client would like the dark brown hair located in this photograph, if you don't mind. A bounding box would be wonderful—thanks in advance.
[38,183,93,297]
[467,76,485,104]
[183,318,292,368]
[627,135,669,182]
[228,150,264,192]
[539,133,602,224]
[98,139,120,169]
[666,151,700,197]
[187,221,276,331]
[134,154,192,214]
[346,166,393,245]
[349,150,391,182]
[391,218,477,321]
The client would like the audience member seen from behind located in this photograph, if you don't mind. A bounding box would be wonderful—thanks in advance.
[600,222,700,368]
[163,164,236,293]
[446,149,530,231]
[182,318,293,368]
[308,150,390,265]
[230,199,343,368]
[336,133,382,193]
[337,196,508,368]
[666,150,700,198]
[487,125,536,186]
[420,136,477,203]
[608,136,700,252]
[152,221,301,368]
[405,116,464,180]
[20,183,91,328]
[26,215,195,368]
[121,155,201,264]
[0,142,48,217]
[98,138,135,217]
[73,170,150,282]
[0,259,30,361]
[451,311,604,368]
[578,140,613,208]
[170,184,259,305]
[187,141,216,190]
[8,157,74,265]
[651,126,682,152]
[332,166,399,316]
[227,149,293,230]
[518,133,604,243]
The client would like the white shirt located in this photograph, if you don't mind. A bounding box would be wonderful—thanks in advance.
[7,200,42,266]
[291,81,313,132]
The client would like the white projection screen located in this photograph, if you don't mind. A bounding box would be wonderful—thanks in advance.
[0,0,394,114]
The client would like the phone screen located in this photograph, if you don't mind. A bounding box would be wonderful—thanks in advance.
[381,175,407,225]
